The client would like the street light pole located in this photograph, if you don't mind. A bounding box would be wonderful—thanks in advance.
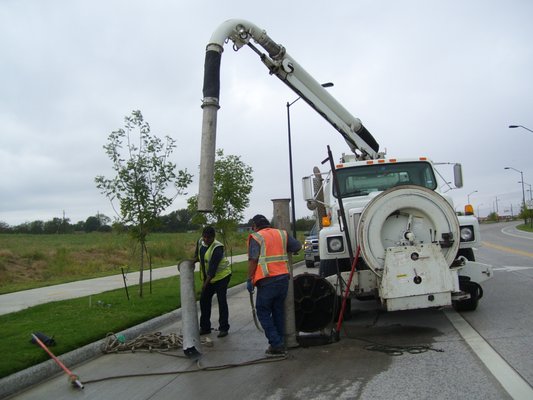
[519,181,532,202]
[509,124,533,134]
[467,190,478,204]
[286,82,333,239]
[504,166,526,224]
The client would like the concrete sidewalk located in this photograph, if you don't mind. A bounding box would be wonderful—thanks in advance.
[0,254,248,315]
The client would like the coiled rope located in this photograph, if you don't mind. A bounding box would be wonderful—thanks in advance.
[101,332,213,354]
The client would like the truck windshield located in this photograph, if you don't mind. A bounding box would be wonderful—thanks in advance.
[334,161,437,198]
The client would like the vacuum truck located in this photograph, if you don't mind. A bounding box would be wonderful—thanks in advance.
[197,19,492,330]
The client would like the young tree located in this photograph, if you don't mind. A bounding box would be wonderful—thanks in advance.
[95,110,192,296]
[188,149,253,246]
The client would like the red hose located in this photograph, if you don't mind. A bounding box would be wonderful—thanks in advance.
[335,246,360,333]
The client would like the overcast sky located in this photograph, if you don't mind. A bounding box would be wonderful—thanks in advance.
[1,0,532,226]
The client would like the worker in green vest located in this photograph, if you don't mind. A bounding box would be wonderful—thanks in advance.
[194,226,232,337]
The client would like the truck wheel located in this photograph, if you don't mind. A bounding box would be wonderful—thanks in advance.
[357,185,460,274]
[319,259,351,277]
[305,260,315,268]
[457,248,475,262]
[453,277,483,312]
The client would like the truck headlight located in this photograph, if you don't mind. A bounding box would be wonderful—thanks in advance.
[327,236,344,253]
[460,226,474,242]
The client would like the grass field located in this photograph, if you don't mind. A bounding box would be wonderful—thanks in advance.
[0,231,251,294]
[0,231,303,378]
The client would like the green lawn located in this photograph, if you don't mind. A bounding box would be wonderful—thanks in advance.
[516,223,533,233]
[0,231,251,294]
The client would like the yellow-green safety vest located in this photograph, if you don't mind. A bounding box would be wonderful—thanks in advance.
[200,239,231,283]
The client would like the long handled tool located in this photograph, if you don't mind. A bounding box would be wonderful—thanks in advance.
[31,333,84,389]
[249,291,263,332]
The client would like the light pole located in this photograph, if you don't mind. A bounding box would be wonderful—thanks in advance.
[477,203,483,217]
[504,166,526,224]
[467,190,478,204]
[509,124,533,134]
[520,181,532,202]
[286,82,333,238]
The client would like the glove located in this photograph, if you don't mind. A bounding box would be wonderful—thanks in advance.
[246,279,254,293]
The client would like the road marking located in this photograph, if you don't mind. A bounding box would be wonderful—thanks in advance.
[501,226,533,241]
[444,309,533,400]
[482,241,533,258]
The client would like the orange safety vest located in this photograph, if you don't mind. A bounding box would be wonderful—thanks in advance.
[248,228,289,285]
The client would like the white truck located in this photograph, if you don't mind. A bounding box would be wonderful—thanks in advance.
[197,19,492,320]
[303,154,492,312]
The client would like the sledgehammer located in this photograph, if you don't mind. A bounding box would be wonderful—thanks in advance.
[31,333,84,389]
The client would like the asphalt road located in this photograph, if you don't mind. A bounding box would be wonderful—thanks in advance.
[3,221,533,400]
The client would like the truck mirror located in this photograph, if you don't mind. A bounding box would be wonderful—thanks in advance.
[453,163,463,188]
[302,176,315,201]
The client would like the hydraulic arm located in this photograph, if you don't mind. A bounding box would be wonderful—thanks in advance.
[199,19,380,211]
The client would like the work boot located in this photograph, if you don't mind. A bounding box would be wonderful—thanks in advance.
[217,330,228,338]
[265,345,287,356]
[199,328,212,335]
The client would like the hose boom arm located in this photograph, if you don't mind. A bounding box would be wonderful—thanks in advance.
[198,19,380,211]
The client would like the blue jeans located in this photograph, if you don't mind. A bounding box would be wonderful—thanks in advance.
[256,275,289,348]
[200,274,231,332]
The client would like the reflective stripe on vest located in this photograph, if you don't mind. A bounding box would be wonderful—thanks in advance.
[199,239,231,283]
[249,228,288,284]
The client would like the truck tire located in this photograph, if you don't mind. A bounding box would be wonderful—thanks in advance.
[357,185,460,274]
[457,248,475,262]
[453,276,482,312]
[319,258,351,277]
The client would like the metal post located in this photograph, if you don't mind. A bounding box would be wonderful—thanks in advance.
[272,198,298,348]
[286,82,333,239]
[286,101,298,239]
[505,167,527,224]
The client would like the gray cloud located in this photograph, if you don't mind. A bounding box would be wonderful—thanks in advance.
[1,0,532,225]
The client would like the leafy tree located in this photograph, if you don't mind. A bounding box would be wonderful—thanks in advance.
[486,212,499,222]
[295,216,316,232]
[0,221,10,233]
[188,149,253,246]
[156,209,198,232]
[84,216,101,232]
[95,110,192,296]
[29,220,44,234]
[73,221,85,232]
[43,217,71,234]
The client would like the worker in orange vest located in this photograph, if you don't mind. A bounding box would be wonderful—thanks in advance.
[247,214,301,356]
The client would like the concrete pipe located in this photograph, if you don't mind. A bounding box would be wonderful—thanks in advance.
[178,260,201,359]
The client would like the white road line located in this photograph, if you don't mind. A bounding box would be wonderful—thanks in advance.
[444,309,533,400]
[501,225,533,241]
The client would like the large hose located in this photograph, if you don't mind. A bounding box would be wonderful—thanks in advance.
[198,19,380,211]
